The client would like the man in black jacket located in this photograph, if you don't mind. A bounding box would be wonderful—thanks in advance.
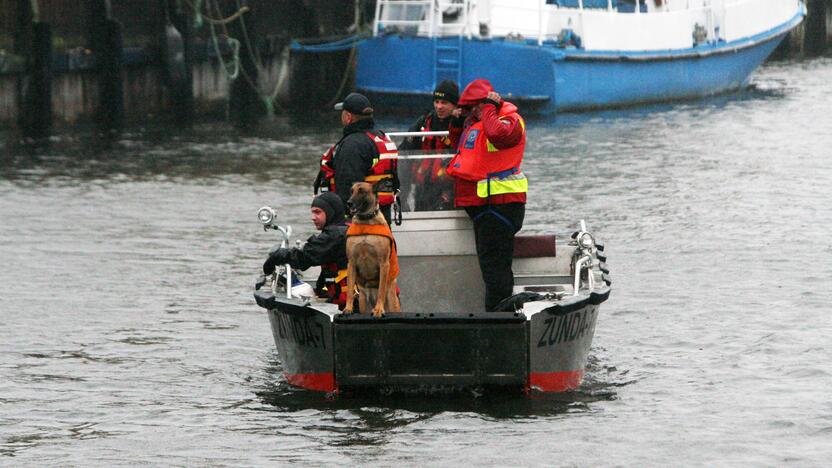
[398,80,461,152]
[262,192,349,308]
[314,93,397,223]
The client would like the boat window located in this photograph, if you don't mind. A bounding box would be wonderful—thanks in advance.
[395,151,457,212]
[378,2,428,36]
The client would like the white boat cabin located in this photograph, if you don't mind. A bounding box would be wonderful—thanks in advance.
[374,0,803,51]
[391,152,584,313]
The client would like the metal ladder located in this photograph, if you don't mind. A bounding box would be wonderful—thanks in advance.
[432,35,463,88]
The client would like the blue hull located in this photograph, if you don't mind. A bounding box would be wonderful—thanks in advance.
[356,11,804,113]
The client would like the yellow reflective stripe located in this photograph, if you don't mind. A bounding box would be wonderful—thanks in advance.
[486,117,523,152]
[364,174,391,183]
[326,269,348,284]
[476,173,528,198]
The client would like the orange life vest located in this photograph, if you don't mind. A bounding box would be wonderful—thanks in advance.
[446,102,528,205]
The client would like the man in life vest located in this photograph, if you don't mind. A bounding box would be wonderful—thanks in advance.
[446,79,528,312]
[398,80,463,211]
[313,92,398,223]
[262,192,349,309]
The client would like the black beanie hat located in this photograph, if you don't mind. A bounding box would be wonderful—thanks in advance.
[433,80,459,104]
[311,192,345,226]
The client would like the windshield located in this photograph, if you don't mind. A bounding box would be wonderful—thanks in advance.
[395,150,457,212]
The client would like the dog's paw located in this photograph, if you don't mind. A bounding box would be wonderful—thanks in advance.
[371,307,385,318]
[342,307,354,315]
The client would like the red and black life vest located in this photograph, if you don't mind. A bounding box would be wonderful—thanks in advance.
[411,114,452,185]
[315,131,399,206]
[417,114,454,151]
[320,262,348,309]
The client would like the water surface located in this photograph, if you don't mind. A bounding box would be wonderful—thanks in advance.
[2,57,831,465]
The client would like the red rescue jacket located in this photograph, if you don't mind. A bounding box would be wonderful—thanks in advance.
[446,102,528,207]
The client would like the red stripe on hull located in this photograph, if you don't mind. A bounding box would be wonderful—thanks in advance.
[528,370,584,392]
[285,372,336,392]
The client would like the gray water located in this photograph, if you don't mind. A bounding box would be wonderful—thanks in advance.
[2,57,832,466]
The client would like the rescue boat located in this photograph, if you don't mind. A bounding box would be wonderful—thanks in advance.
[253,151,611,394]
[352,0,805,113]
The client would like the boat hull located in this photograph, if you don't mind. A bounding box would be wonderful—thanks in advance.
[355,10,803,114]
[255,288,610,394]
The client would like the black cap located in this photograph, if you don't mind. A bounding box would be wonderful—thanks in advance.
[433,80,459,104]
[311,192,345,226]
[334,93,373,116]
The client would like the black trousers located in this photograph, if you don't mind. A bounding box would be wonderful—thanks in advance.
[465,203,525,312]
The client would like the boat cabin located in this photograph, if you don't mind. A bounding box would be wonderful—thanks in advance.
[374,0,801,51]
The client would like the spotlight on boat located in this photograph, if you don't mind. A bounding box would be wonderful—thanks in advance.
[578,231,595,250]
[258,206,276,226]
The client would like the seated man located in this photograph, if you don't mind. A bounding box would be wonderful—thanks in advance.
[262,192,349,309]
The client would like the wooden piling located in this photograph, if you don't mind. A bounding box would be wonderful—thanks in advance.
[15,0,52,138]
[100,19,124,130]
[804,0,829,55]
[87,0,124,131]
[227,1,262,129]
[158,0,194,124]
[28,22,52,137]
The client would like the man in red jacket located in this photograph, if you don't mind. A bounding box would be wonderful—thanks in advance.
[446,79,528,311]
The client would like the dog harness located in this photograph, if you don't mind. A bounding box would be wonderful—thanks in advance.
[346,223,400,281]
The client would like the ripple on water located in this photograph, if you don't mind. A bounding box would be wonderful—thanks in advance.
[2,59,832,465]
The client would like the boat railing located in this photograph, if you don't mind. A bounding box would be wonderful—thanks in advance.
[387,130,450,138]
[385,131,454,161]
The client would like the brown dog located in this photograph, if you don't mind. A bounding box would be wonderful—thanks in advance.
[343,182,401,317]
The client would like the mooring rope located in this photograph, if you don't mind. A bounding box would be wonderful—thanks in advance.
[181,0,249,25]
[326,0,363,108]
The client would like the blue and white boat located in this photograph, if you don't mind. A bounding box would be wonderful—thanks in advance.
[356,0,806,113]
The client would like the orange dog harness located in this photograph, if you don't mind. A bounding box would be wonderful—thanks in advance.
[346,223,399,280]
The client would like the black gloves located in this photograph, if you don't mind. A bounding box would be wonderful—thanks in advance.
[483,97,501,109]
[263,248,290,275]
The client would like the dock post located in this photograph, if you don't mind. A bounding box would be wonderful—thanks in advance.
[87,0,124,131]
[159,0,194,124]
[102,19,124,130]
[16,0,52,138]
[227,1,262,129]
[804,0,828,55]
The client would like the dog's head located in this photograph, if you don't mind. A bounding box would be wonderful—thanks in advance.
[347,182,378,216]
